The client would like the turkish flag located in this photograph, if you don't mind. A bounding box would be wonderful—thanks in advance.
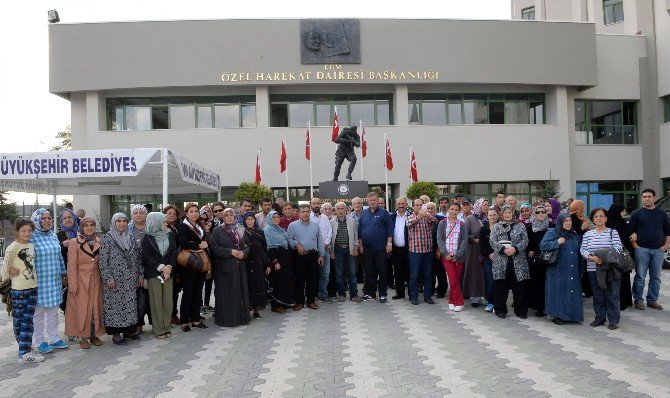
[280,139,287,173]
[331,108,339,142]
[255,152,262,184]
[385,137,394,171]
[410,148,418,182]
[305,129,311,160]
[361,125,367,158]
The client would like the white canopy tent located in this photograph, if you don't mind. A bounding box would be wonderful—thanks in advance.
[0,148,221,230]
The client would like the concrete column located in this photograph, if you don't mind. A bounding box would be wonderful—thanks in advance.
[256,86,270,128]
[548,86,575,199]
[394,84,408,127]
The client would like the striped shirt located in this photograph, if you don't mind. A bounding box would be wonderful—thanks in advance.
[579,227,623,272]
[406,214,436,253]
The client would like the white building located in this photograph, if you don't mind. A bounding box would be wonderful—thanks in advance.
[47,0,670,220]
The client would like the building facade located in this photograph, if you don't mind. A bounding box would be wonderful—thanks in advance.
[48,1,670,219]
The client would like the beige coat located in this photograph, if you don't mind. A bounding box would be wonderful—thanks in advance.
[329,217,359,256]
[65,237,105,338]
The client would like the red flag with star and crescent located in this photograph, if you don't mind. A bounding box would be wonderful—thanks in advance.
[331,108,339,142]
[410,147,418,182]
[305,128,311,160]
[361,125,367,158]
[255,151,262,184]
[280,139,287,173]
[385,136,394,171]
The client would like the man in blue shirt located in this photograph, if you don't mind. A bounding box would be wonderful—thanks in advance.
[358,192,394,302]
[288,204,325,311]
[629,188,670,310]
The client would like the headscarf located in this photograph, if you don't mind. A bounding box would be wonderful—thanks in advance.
[243,211,259,230]
[531,205,550,232]
[555,212,576,238]
[146,212,170,256]
[498,204,518,226]
[547,198,560,223]
[606,203,626,230]
[199,205,210,216]
[31,208,53,233]
[263,210,290,249]
[59,208,79,239]
[569,200,587,222]
[473,198,486,218]
[108,212,131,251]
[130,204,147,215]
[222,208,242,246]
[78,216,98,245]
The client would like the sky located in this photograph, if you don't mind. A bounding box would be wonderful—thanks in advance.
[0,0,511,203]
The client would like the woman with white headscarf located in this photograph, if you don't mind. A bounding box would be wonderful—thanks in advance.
[141,212,176,339]
[30,208,69,354]
[100,213,143,345]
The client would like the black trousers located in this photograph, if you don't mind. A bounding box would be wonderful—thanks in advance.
[528,258,547,313]
[203,277,214,306]
[432,254,449,297]
[355,252,365,283]
[293,251,319,305]
[493,260,528,317]
[391,245,409,295]
[180,271,206,324]
[363,248,388,298]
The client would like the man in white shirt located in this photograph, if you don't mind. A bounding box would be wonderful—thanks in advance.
[311,197,333,303]
[391,197,409,299]
[255,197,273,229]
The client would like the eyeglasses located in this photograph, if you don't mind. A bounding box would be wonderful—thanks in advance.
[41,217,53,220]
[535,211,546,215]
[213,209,224,213]
[593,214,606,219]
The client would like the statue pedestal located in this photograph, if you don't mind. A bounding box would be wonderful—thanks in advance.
[319,180,368,203]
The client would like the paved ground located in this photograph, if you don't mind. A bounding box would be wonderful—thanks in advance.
[0,271,669,398]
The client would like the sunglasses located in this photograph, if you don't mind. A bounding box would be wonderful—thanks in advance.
[213,209,224,213]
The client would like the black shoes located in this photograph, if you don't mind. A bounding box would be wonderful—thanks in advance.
[424,298,435,305]
[590,320,605,327]
[192,322,208,329]
[553,317,565,325]
[392,294,405,300]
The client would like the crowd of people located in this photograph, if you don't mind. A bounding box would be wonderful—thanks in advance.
[1,188,668,364]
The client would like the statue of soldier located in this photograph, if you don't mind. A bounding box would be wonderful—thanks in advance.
[333,125,361,181]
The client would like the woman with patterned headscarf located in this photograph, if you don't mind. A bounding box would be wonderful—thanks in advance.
[100,213,143,345]
[210,208,251,327]
[472,198,488,224]
[56,208,79,311]
[30,208,69,354]
[65,217,105,349]
[141,212,177,339]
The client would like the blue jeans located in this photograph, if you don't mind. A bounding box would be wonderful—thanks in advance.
[318,253,331,300]
[588,271,620,324]
[334,247,358,298]
[632,247,664,303]
[482,258,494,304]
[408,252,433,300]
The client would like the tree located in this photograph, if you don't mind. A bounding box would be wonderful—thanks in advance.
[0,190,18,223]
[235,182,274,207]
[406,181,438,201]
[50,124,71,151]
[537,179,562,200]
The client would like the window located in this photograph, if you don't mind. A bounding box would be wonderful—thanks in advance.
[574,100,637,144]
[435,181,545,204]
[603,0,624,25]
[269,95,393,127]
[408,94,545,125]
[663,95,670,123]
[576,181,639,214]
[521,6,535,20]
[106,96,256,130]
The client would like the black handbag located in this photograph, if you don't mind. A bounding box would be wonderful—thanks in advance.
[609,230,635,272]
[540,248,558,265]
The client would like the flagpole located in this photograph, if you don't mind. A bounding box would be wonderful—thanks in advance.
[308,120,314,198]
[360,119,364,181]
[284,135,289,202]
[384,132,389,208]
[409,146,413,185]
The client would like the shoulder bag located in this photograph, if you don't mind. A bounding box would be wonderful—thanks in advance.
[177,223,211,273]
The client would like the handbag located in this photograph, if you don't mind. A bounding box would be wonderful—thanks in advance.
[609,229,635,273]
[540,248,558,264]
[177,249,211,273]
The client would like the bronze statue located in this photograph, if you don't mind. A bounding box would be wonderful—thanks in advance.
[333,125,360,181]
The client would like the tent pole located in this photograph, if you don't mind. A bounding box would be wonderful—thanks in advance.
[162,148,169,209]
[52,192,58,233]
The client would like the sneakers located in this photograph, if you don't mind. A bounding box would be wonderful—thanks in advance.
[350,296,361,303]
[361,295,374,302]
[647,301,663,310]
[37,342,53,354]
[448,304,455,311]
[453,305,464,312]
[485,304,494,312]
[379,296,388,303]
[18,353,45,364]
[608,323,618,330]
[634,301,646,310]
[49,340,69,350]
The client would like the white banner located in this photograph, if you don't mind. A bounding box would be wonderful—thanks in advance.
[0,148,159,180]
[172,153,221,191]
[0,179,54,194]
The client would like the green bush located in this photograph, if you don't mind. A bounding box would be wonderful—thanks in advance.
[406,181,438,201]
[235,182,274,206]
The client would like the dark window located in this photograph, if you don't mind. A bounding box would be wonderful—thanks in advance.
[521,6,535,20]
[603,0,624,25]
[574,100,637,144]
[269,95,393,127]
[576,180,639,214]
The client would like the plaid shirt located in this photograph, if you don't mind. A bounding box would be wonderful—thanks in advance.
[30,229,66,307]
[444,220,461,256]
[406,214,436,253]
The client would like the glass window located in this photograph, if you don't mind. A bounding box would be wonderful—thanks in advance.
[270,95,392,127]
[574,100,637,144]
[241,104,256,127]
[215,104,240,128]
[197,106,213,128]
[271,103,288,127]
[315,103,331,126]
[603,0,624,25]
[447,102,463,124]
[125,106,151,131]
[576,180,639,214]
[489,102,505,124]
[376,101,390,125]
[151,107,169,129]
[288,103,311,127]
[421,101,447,125]
[350,102,375,126]
[521,6,535,20]
[169,105,195,129]
[409,102,420,125]
[505,101,530,124]
[110,106,124,131]
[334,104,349,127]
[664,96,670,123]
